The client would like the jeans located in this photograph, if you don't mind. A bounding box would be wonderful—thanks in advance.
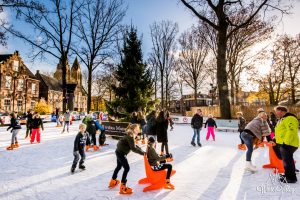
[72,150,85,169]
[90,133,97,146]
[63,121,69,132]
[280,144,298,181]
[192,128,201,144]
[153,163,173,179]
[239,131,244,144]
[112,151,130,183]
[11,129,20,144]
[241,131,254,161]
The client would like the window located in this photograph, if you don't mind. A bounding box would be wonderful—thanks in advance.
[17,99,22,111]
[32,83,36,94]
[4,99,11,111]
[13,60,19,71]
[31,101,35,109]
[5,76,11,88]
[18,79,24,91]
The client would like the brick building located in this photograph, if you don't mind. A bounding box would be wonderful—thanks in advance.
[0,51,39,113]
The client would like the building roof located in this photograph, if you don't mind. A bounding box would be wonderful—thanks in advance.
[39,73,63,92]
[0,53,38,80]
[0,54,12,63]
[71,57,80,71]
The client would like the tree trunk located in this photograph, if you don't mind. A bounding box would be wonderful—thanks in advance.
[160,70,164,109]
[230,78,235,105]
[217,27,231,119]
[194,84,198,107]
[291,78,296,104]
[235,81,239,105]
[87,66,92,112]
[61,53,67,112]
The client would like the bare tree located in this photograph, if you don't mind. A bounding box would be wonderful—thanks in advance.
[2,0,78,112]
[150,20,178,109]
[73,0,126,112]
[227,14,273,104]
[177,26,209,106]
[180,0,291,118]
[279,34,300,104]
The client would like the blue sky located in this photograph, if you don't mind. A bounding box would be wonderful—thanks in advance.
[1,0,300,74]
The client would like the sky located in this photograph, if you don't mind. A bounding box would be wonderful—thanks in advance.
[1,0,300,90]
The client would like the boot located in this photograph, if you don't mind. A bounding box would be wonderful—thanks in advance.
[93,145,99,151]
[14,142,19,148]
[166,153,174,162]
[141,139,146,144]
[245,161,258,172]
[6,144,14,150]
[197,143,202,147]
[191,141,196,147]
[71,167,75,174]
[160,151,164,156]
[119,183,133,194]
[108,179,120,188]
[238,144,246,150]
[164,179,175,189]
[79,164,86,170]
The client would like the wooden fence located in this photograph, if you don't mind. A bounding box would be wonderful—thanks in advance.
[187,105,300,121]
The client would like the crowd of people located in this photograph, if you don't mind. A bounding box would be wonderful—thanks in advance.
[3,105,299,194]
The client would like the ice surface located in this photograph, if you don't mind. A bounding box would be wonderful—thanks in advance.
[0,121,299,200]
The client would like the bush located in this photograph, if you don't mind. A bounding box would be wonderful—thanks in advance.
[34,98,52,115]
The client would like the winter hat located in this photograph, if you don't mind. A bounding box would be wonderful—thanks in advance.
[148,137,155,144]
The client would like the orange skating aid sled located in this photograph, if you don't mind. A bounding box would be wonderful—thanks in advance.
[263,143,285,173]
[138,155,176,192]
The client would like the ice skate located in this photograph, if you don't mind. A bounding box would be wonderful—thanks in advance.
[191,141,196,146]
[6,144,14,150]
[197,143,202,147]
[119,183,133,194]
[13,142,19,148]
[79,165,86,170]
[245,161,258,172]
[93,145,99,151]
[108,179,120,188]
[164,179,175,189]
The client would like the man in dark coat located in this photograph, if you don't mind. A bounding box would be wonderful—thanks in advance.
[191,109,203,147]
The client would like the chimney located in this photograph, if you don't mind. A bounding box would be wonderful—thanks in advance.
[36,70,40,75]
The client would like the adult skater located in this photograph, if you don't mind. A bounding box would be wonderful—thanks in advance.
[156,111,169,156]
[146,111,157,140]
[191,109,203,147]
[274,106,299,183]
[24,109,33,139]
[241,111,271,172]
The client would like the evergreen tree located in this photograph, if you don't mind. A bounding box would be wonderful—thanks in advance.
[111,27,153,115]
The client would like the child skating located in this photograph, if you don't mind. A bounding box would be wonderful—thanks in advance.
[109,124,145,194]
[146,137,174,189]
[205,114,217,141]
[71,124,90,174]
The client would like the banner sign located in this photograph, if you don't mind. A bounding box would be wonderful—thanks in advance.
[102,121,129,137]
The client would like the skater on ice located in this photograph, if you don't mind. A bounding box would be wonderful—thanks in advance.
[146,136,174,189]
[30,112,44,144]
[71,123,89,174]
[156,111,170,156]
[109,123,145,194]
[205,114,217,141]
[6,113,22,150]
[237,112,247,150]
[191,109,203,147]
[241,111,271,172]
[273,106,299,183]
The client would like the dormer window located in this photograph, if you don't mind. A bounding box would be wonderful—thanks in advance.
[13,60,19,71]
